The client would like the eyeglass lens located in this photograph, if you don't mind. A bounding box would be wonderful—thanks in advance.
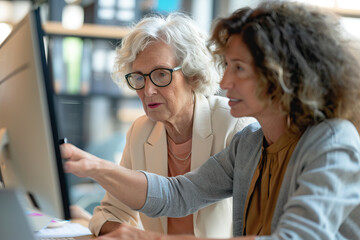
[127,68,172,89]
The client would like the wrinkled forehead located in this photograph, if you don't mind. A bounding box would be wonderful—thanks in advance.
[131,41,178,71]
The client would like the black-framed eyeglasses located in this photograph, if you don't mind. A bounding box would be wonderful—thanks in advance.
[125,66,182,90]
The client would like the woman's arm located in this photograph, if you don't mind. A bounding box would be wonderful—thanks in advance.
[99,221,122,235]
[61,143,148,210]
[94,223,256,240]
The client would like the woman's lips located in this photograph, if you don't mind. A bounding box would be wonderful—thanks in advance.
[147,103,162,109]
[228,98,241,107]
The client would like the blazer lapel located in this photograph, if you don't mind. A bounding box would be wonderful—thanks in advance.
[144,121,168,175]
[191,94,214,226]
[191,94,214,170]
[144,121,168,233]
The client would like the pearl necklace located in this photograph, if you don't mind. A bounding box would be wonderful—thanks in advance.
[168,149,192,161]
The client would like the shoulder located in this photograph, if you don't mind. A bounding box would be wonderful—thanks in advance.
[232,122,263,145]
[212,122,263,170]
[301,119,360,147]
[294,119,360,166]
[219,122,262,157]
[127,115,158,140]
[205,95,230,111]
[200,96,232,123]
[131,115,155,129]
[193,95,235,131]
[196,95,257,140]
[205,95,256,125]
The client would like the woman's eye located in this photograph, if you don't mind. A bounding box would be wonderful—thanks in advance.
[236,65,244,71]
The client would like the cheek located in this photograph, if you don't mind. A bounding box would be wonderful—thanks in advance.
[136,91,146,107]
[164,94,184,116]
[136,90,144,101]
[163,94,176,110]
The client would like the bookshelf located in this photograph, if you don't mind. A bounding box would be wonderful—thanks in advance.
[43,22,130,39]
[43,22,144,189]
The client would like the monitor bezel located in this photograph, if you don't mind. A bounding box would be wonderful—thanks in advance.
[0,8,71,220]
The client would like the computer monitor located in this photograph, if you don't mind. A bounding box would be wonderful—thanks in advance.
[0,9,70,220]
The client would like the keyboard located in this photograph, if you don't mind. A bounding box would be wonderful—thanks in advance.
[35,223,92,239]
[39,238,76,240]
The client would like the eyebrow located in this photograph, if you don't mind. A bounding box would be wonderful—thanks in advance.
[131,65,172,73]
[226,57,249,64]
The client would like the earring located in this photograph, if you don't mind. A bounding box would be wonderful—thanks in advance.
[287,115,291,129]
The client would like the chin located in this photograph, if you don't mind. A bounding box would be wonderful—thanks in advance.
[230,110,241,118]
[148,116,160,122]
[230,110,247,118]
[147,114,165,122]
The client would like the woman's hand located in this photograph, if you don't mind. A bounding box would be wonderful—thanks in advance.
[60,143,148,210]
[94,224,255,240]
[95,223,202,240]
[61,143,110,178]
[95,223,164,240]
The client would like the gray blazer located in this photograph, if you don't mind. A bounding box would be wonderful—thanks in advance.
[89,93,255,238]
[141,119,360,239]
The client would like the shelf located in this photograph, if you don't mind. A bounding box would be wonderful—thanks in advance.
[55,92,139,100]
[42,21,130,39]
[325,7,360,18]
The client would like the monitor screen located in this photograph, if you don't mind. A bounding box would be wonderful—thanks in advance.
[0,9,70,220]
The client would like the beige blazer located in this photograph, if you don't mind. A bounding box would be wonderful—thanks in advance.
[89,94,255,238]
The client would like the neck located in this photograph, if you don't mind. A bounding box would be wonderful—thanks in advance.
[165,116,193,144]
[257,114,287,145]
[165,103,194,145]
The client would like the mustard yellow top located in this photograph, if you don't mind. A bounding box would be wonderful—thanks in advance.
[243,132,300,235]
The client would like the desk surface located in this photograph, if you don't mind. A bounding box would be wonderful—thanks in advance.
[69,205,94,239]
[71,218,94,239]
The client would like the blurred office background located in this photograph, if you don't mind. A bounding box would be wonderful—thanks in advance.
[1,0,359,215]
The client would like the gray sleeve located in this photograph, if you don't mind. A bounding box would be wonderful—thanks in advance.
[137,123,261,219]
[138,146,236,218]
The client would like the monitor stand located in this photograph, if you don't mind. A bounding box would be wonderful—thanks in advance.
[26,206,54,231]
[0,189,37,240]
[0,128,53,231]
[0,128,21,188]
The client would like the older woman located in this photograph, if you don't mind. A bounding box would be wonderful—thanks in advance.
[87,13,254,237]
[62,1,360,240]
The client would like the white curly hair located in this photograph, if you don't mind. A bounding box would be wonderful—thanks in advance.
[112,12,220,96]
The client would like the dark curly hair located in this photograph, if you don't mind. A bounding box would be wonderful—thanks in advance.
[209,1,360,133]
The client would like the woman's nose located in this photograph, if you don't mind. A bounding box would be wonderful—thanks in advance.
[220,69,232,90]
[144,76,157,96]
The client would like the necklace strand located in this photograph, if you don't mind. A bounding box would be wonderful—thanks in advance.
[168,149,192,161]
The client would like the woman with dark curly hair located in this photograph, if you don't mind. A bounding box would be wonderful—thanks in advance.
[61,1,360,239]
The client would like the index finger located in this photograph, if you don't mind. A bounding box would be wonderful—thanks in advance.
[60,143,92,161]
